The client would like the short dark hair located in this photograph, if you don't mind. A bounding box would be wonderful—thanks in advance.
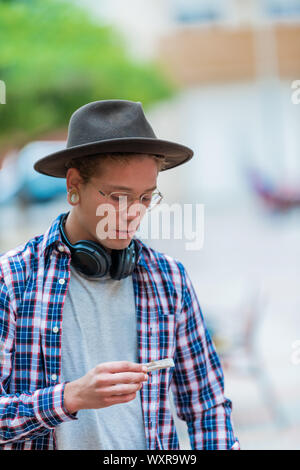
[65,152,168,183]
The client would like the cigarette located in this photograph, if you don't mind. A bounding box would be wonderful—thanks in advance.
[144,358,175,372]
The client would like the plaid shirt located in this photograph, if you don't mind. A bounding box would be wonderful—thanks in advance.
[0,211,239,450]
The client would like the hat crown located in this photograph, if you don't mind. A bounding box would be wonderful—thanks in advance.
[66,100,157,148]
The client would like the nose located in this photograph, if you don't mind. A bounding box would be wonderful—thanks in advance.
[127,201,147,219]
[117,202,145,231]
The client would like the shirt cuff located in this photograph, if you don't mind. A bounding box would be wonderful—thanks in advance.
[33,382,78,429]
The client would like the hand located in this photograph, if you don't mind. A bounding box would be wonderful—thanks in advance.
[64,361,148,414]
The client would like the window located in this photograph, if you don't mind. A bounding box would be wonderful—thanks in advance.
[172,0,224,25]
[263,0,300,19]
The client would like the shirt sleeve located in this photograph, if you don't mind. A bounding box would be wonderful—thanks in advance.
[0,276,77,445]
[170,262,240,450]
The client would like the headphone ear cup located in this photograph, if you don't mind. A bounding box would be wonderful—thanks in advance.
[70,240,112,278]
[59,213,112,277]
[59,213,140,279]
[110,240,138,280]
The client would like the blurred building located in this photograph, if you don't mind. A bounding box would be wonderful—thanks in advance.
[80,0,300,205]
[157,0,300,203]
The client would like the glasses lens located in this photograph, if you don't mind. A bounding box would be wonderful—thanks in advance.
[109,193,129,211]
[107,191,163,212]
[145,191,162,211]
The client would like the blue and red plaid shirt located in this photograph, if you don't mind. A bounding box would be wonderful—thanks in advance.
[0,211,239,450]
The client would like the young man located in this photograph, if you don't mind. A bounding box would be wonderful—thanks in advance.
[0,100,239,450]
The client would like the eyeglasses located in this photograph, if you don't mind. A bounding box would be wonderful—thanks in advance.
[95,185,163,212]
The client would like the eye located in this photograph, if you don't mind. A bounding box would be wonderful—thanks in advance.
[111,193,128,201]
[140,193,152,203]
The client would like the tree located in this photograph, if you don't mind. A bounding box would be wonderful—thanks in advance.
[0,0,175,152]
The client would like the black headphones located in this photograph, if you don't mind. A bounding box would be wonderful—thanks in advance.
[59,213,141,280]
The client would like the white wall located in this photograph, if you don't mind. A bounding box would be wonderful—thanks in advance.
[148,79,300,206]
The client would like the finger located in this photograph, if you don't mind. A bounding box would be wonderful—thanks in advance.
[101,382,142,397]
[103,372,148,385]
[107,392,138,405]
[97,361,147,374]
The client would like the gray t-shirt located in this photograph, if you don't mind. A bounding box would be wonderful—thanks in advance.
[55,263,147,450]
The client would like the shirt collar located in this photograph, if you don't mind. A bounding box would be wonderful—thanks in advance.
[41,211,150,271]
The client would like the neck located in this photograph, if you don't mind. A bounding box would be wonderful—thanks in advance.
[63,210,112,254]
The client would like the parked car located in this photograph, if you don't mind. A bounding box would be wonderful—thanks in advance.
[16,141,67,204]
[0,141,67,206]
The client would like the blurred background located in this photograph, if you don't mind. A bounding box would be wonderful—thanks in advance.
[1,0,300,450]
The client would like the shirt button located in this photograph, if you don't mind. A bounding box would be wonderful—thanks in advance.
[51,374,57,382]
[52,326,59,334]
[58,279,65,285]
[58,245,65,252]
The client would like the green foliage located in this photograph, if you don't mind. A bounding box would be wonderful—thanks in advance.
[0,0,175,147]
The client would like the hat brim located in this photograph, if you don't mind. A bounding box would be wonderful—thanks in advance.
[33,137,194,178]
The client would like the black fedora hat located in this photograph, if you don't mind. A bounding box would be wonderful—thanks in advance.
[33,99,194,178]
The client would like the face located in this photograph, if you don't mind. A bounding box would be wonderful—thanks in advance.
[66,155,159,252]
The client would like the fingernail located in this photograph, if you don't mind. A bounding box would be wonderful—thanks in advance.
[142,366,147,373]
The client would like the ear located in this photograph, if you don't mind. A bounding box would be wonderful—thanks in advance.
[66,167,83,193]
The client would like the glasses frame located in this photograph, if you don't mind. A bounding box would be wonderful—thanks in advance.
[95,186,164,212]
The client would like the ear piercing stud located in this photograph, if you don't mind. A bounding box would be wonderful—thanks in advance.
[69,189,79,204]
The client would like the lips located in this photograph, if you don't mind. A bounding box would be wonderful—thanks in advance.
[115,230,135,235]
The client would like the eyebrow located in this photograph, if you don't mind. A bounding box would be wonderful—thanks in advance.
[106,185,157,192]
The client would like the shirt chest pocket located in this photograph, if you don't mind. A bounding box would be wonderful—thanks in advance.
[140,270,180,363]
[148,310,176,362]
[146,312,176,395]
